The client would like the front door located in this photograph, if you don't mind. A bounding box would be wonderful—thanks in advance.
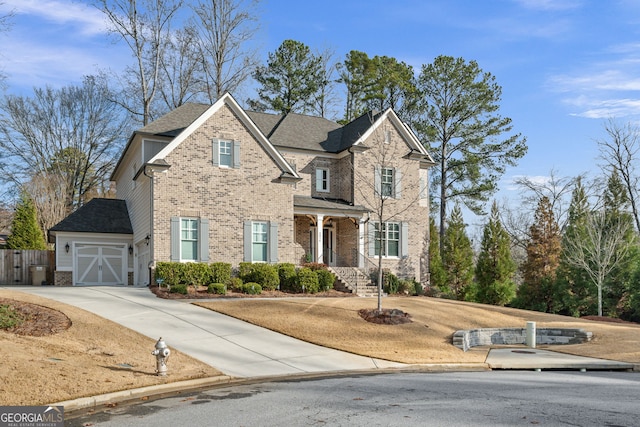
[323,227,335,266]
[75,244,126,285]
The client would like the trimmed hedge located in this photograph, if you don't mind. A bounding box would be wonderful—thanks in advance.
[169,284,188,295]
[316,269,335,291]
[211,262,232,285]
[238,262,279,290]
[277,263,297,291]
[294,267,319,293]
[239,282,262,295]
[207,283,226,295]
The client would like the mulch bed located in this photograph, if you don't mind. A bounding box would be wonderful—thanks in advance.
[150,285,356,300]
[0,298,71,336]
[358,308,413,325]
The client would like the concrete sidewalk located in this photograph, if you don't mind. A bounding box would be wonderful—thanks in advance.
[14,286,405,378]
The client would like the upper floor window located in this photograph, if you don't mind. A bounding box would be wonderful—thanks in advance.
[316,167,330,192]
[219,140,232,167]
[375,166,402,199]
[381,168,394,197]
[213,139,240,168]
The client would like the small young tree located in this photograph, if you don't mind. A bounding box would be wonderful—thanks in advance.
[441,204,474,300]
[473,201,516,306]
[6,192,47,250]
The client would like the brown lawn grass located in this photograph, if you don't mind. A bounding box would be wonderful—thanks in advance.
[0,289,220,406]
[196,297,640,365]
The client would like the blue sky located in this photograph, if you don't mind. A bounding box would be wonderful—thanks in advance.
[1,0,640,219]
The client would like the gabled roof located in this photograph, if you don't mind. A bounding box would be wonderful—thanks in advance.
[246,111,342,152]
[138,103,210,137]
[147,93,300,179]
[48,198,133,241]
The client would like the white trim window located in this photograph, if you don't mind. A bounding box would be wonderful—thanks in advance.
[170,217,210,262]
[374,222,400,257]
[219,140,232,167]
[243,220,278,263]
[381,168,394,197]
[212,139,240,168]
[316,167,330,192]
[181,218,199,261]
[252,222,268,262]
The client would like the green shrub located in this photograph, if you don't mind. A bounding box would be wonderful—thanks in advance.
[384,272,400,294]
[294,267,319,293]
[238,263,279,290]
[207,283,227,295]
[210,262,232,285]
[397,278,413,295]
[169,284,188,295]
[155,262,184,287]
[229,277,243,291]
[277,263,297,291]
[316,269,335,291]
[182,262,212,287]
[239,282,262,295]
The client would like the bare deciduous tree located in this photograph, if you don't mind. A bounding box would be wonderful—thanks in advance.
[0,76,127,215]
[191,0,260,103]
[96,0,183,125]
[562,209,634,316]
[597,119,640,233]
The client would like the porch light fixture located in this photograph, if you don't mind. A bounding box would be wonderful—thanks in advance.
[145,234,150,246]
[65,242,70,253]
[128,244,133,255]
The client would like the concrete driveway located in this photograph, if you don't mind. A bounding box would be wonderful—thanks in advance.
[14,286,405,378]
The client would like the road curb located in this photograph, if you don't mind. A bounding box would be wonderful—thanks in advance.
[52,375,233,414]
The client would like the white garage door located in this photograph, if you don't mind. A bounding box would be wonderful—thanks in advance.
[75,244,127,286]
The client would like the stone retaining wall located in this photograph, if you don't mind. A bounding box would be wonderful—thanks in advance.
[453,328,592,352]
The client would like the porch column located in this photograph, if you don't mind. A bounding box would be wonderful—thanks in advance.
[358,217,365,268]
[316,214,324,264]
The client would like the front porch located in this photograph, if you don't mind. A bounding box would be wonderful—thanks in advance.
[293,196,379,296]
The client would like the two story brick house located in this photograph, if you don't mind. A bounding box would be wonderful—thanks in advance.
[48,93,434,290]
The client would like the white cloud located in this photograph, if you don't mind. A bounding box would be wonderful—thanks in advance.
[1,0,107,36]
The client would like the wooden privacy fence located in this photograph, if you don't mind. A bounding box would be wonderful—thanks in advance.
[0,250,54,285]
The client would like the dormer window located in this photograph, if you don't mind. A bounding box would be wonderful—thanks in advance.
[316,167,330,193]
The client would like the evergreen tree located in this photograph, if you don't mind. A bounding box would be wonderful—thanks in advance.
[428,216,447,292]
[6,192,47,250]
[514,196,561,312]
[413,55,527,257]
[555,177,596,316]
[601,171,638,316]
[473,201,516,306]
[249,39,324,114]
[441,204,474,300]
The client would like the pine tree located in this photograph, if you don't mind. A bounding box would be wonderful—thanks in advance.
[514,196,561,312]
[441,204,474,300]
[428,217,447,292]
[7,192,47,250]
[474,201,516,306]
[556,177,596,316]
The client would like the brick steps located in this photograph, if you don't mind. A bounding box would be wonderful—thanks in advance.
[329,267,383,297]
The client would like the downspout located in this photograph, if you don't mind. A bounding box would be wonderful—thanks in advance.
[143,165,154,286]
